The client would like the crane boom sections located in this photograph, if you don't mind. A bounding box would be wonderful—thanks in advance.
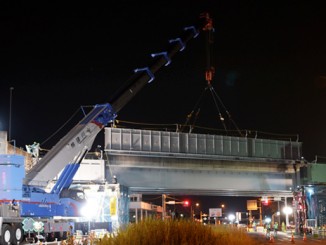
[24,14,212,189]
[24,104,116,187]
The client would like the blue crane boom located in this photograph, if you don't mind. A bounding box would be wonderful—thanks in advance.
[1,14,214,244]
[23,14,212,191]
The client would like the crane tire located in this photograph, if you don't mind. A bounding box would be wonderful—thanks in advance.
[12,224,24,244]
[0,224,13,244]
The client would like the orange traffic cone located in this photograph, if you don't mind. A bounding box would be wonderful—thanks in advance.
[290,233,295,243]
[303,232,307,241]
[269,234,275,243]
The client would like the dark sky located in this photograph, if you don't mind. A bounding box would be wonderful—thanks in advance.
[1,1,326,162]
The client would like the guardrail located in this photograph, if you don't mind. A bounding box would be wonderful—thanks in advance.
[313,228,326,239]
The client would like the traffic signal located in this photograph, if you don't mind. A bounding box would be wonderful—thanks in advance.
[183,200,190,207]
[261,196,269,206]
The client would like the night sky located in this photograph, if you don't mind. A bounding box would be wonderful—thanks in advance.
[1,2,326,161]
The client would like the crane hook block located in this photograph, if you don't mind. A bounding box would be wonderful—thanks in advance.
[184,26,199,38]
[151,52,171,66]
[169,38,185,51]
[134,67,155,83]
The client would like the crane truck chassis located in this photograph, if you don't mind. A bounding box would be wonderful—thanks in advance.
[0,14,213,244]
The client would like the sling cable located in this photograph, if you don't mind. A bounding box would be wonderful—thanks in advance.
[181,13,242,136]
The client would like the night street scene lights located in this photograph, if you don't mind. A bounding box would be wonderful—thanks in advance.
[182,200,190,207]
[228,214,236,224]
[221,204,225,217]
[193,202,203,222]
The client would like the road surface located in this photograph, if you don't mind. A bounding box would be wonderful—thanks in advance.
[247,230,325,244]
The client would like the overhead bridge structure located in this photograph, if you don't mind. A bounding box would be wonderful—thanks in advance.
[101,127,303,198]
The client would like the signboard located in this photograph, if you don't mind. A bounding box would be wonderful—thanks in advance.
[166,201,176,205]
[33,221,44,232]
[274,196,281,201]
[209,208,222,217]
[22,218,35,232]
[110,196,117,216]
[236,212,242,221]
[247,200,258,211]
[22,218,44,233]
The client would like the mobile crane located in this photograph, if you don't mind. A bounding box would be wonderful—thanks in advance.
[0,14,213,244]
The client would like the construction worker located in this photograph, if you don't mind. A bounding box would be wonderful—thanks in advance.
[265,223,271,240]
[273,222,279,237]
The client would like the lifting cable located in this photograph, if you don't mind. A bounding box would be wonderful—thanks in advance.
[40,105,93,147]
[181,13,242,136]
[181,86,208,133]
[209,87,243,136]
[208,85,227,132]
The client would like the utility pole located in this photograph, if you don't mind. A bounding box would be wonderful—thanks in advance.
[191,205,194,221]
[278,200,281,225]
[9,87,14,141]
[162,194,166,220]
[259,205,263,226]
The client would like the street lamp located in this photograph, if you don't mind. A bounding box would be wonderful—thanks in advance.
[220,204,225,223]
[228,214,235,223]
[9,87,14,141]
[282,206,293,229]
[194,203,202,222]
